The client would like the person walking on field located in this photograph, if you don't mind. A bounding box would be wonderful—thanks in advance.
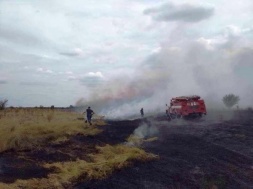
[83,107,95,125]
[140,108,144,118]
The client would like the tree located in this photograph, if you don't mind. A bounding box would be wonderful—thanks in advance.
[222,94,240,109]
[0,99,8,110]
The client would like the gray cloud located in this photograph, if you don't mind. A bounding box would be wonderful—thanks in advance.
[144,3,214,22]
[0,80,7,84]
[79,77,104,88]
[19,81,56,86]
[59,52,80,57]
[0,27,44,48]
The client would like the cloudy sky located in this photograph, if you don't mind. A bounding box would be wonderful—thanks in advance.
[1,0,253,117]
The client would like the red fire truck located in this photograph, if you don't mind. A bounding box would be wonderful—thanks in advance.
[166,95,207,119]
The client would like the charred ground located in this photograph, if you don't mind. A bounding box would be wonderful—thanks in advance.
[75,110,253,189]
[1,110,253,189]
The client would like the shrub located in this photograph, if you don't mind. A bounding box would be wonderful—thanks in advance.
[0,99,8,110]
[222,94,240,109]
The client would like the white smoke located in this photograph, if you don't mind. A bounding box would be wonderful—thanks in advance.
[134,121,159,139]
[76,42,253,118]
[76,21,253,119]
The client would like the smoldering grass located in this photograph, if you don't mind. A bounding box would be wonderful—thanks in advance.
[126,134,158,146]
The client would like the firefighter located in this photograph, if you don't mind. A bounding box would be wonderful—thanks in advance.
[140,108,144,117]
[83,107,95,125]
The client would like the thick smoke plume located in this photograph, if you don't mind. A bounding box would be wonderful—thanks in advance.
[76,30,253,119]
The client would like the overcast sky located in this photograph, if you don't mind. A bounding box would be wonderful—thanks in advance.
[1,0,253,117]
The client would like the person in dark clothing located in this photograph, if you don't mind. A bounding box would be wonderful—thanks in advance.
[140,108,144,117]
[83,107,95,125]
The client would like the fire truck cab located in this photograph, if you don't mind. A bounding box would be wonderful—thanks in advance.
[166,95,207,119]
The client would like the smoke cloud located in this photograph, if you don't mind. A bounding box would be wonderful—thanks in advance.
[75,4,253,119]
[76,36,253,119]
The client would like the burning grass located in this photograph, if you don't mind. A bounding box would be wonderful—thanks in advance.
[0,144,158,189]
[0,108,104,153]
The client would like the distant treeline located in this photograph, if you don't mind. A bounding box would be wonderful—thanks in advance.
[6,105,86,112]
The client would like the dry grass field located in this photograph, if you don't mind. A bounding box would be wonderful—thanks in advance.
[0,108,103,153]
[0,108,157,189]
[1,109,253,188]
